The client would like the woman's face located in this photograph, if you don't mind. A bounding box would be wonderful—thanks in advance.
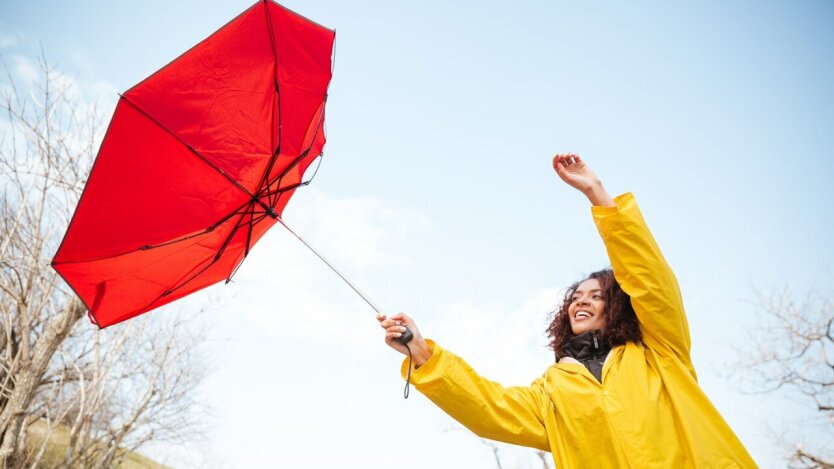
[568,278,607,335]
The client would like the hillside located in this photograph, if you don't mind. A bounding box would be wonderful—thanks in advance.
[25,421,171,469]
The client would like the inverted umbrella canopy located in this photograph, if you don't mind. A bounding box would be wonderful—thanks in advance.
[52,0,336,328]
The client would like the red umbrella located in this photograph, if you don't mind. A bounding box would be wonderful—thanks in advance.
[52,1,336,328]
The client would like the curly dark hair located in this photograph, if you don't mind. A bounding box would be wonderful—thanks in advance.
[546,268,642,358]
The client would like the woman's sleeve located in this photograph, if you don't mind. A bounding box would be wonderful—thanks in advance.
[592,193,693,369]
[402,340,550,451]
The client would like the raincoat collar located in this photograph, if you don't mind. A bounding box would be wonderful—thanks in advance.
[558,330,610,383]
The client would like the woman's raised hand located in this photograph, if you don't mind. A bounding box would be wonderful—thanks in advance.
[377,312,433,366]
[552,153,597,192]
[552,153,615,207]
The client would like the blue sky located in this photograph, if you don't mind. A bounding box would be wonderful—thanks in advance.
[3,1,833,467]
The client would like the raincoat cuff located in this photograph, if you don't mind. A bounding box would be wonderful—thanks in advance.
[591,192,635,218]
[400,339,440,382]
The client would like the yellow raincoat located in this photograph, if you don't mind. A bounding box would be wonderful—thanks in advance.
[401,193,756,468]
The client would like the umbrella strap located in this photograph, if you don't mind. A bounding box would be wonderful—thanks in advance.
[403,343,412,399]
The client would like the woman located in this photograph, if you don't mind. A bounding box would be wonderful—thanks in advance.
[378,154,756,468]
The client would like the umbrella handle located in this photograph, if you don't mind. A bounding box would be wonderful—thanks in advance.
[397,327,414,345]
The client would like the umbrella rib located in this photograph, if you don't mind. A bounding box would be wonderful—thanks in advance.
[257,152,324,203]
[165,207,273,295]
[119,95,265,205]
[161,200,260,297]
[224,203,262,285]
[244,199,255,259]
[140,199,254,251]
[160,258,216,298]
[261,147,283,208]
[223,204,270,285]
[257,179,308,200]
[260,0,283,210]
[255,95,328,209]
[53,199,256,266]
[258,137,316,208]
[213,201,255,263]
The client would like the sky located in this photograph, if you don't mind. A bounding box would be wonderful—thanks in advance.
[2,1,834,467]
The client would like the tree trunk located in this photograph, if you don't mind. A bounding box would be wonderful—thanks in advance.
[0,299,85,467]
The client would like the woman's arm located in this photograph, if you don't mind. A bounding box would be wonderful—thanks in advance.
[379,314,550,450]
[553,154,693,367]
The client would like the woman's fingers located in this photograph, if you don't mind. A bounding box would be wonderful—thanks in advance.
[553,155,573,182]
[383,324,407,334]
[390,312,409,323]
[379,318,404,329]
[553,153,589,178]
[556,153,579,167]
[377,313,406,324]
[553,154,578,174]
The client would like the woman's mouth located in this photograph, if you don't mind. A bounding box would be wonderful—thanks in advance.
[575,311,592,320]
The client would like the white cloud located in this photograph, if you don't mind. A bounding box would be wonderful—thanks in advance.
[219,190,434,347]
[11,54,37,89]
[1,52,118,171]
[89,80,119,107]
[289,191,433,268]
[433,286,562,386]
[0,30,21,49]
[6,51,118,110]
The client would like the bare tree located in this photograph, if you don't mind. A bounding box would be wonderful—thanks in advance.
[1,53,208,468]
[476,438,553,469]
[733,287,834,468]
[24,313,206,469]
[0,51,97,467]
[12,323,207,469]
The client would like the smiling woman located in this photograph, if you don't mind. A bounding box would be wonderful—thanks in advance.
[378,154,758,468]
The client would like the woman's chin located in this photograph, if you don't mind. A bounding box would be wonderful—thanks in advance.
[571,322,602,336]
[570,326,589,336]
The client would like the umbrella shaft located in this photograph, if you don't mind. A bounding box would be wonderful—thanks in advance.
[276,218,384,317]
